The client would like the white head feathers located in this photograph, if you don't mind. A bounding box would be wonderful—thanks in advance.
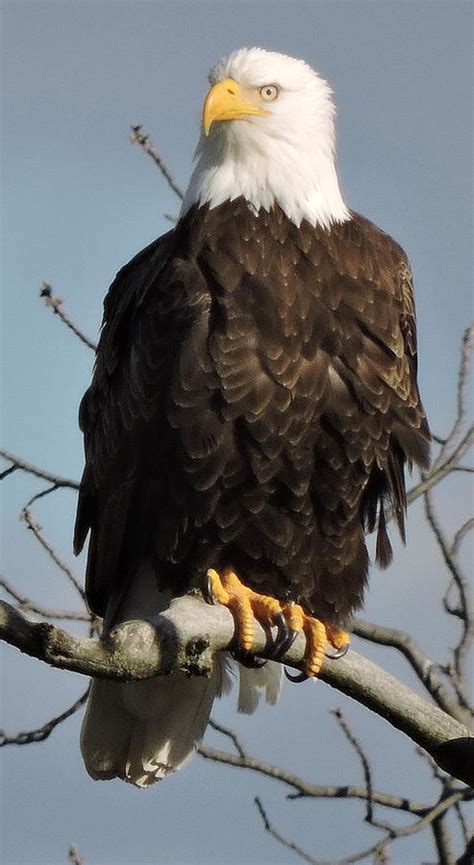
[181,47,350,229]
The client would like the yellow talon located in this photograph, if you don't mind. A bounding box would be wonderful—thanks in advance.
[206,567,350,676]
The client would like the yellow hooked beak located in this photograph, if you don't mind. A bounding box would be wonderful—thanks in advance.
[203,78,267,135]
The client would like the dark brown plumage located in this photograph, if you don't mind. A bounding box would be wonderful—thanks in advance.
[74,199,430,630]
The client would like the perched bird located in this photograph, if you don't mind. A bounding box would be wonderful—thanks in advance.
[75,47,430,786]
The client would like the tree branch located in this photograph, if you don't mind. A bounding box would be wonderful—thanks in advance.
[40,283,97,351]
[129,124,184,200]
[0,690,88,746]
[352,618,471,724]
[0,449,79,490]
[1,595,472,785]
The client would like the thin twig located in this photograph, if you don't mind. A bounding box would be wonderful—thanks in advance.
[21,503,85,600]
[208,717,246,758]
[0,690,88,746]
[68,845,85,865]
[454,803,471,846]
[254,797,322,865]
[0,464,18,481]
[0,575,89,622]
[129,124,184,200]
[423,487,473,679]
[40,283,97,351]
[0,448,79,489]
[199,743,453,815]
[452,518,474,557]
[331,709,375,824]
[432,812,456,865]
[431,324,473,473]
[254,790,470,865]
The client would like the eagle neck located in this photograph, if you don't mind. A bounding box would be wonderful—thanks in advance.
[181,127,350,231]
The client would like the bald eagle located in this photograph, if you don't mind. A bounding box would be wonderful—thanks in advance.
[76,47,430,786]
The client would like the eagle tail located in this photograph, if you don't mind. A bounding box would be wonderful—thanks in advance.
[80,562,282,786]
[81,664,223,786]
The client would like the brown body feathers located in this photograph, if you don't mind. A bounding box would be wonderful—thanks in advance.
[74,200,430,627]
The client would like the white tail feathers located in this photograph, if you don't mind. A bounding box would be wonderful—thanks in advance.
[80,562,282,786]
[81,663,224,786]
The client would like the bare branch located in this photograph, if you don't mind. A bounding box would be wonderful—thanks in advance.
[0,448,79,489]
[40,283,97,351]
[199,742,428,815]
[208,717,246,758]
[256,790,472,865]
[405,425,473,510]
[452,518,474,556]
[129,124,184,201]
[432,812,456,865]
[0,691,88,746]
[0,464,18,481]
[454,803,471,847]
[352,618,471,725]
[423,487,473,680]
[255,796,322,865]
[68,845,85,865]
[21,504,85,600]
[331,709,375,823]
[1,596,472,784]
[0,575,89,622]
[432,324,473,471]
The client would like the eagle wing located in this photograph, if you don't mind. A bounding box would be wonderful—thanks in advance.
[312,213,430,575]
[73,225,213,617]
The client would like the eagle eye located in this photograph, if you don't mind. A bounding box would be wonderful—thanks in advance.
[259,84,279,102]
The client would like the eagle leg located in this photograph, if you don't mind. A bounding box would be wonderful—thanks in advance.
[206,569,350,676]
[206,568,282,655]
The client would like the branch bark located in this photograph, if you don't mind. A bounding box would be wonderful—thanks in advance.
[1,595,472,785]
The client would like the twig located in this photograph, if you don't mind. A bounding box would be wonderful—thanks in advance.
[199,743,428,814]
[432,812,456,865]
[0,464,17,481]
[0,690,88,746]
[423,487,473,680]
[0,448,79,489]
[68,845,85,865]
[453,802,471,846]
[129,124,184,200]
[21,503,85,600]
[404,426,473,510]
[451,519,474,556]
[208,717,245,758]
[254,797,322,865]
[331,709,375,824]
[255,791,470,865]
[431,324,473,473]
[0,575,89,622]
[40,283,97,351]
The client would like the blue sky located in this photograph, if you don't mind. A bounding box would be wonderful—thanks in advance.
[1,2,472,864]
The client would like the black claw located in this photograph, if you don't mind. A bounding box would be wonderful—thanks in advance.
[265,612,289,659]
[285,667,309,683]
[232,650,267,669]
[265,613,299,661]
[325,643,350,660]
[205,572,216,605]
[274,626,300,659]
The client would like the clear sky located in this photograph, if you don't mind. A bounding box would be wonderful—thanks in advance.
[1,2,472,864]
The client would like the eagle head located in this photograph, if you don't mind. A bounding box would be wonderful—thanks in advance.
[181,47,349,229]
